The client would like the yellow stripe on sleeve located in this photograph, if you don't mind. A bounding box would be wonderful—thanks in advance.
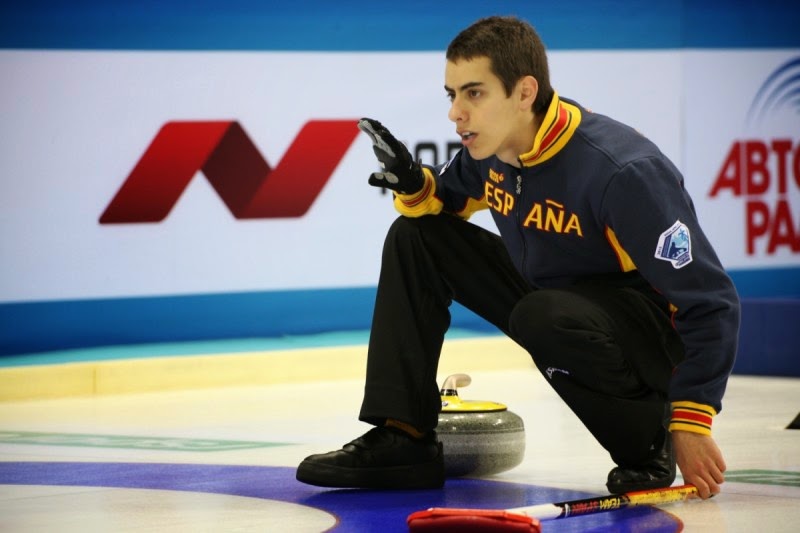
[670,401,717,436]
[393,168,443,217]
[604,227,637,272]
[455,196,489,219]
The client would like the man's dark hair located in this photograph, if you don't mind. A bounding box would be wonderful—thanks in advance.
[446,16,554,114]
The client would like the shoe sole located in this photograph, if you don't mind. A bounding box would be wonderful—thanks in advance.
[606,466,677,494]
[296,459,445,489]
[606,476,676,494]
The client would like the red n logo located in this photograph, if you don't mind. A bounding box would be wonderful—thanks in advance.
[100,120,360,223]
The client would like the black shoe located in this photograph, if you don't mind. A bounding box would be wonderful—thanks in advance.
[606,429,676,494]
[296,426,445,489]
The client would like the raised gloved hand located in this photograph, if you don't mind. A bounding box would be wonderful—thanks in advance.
[358,118,425,195]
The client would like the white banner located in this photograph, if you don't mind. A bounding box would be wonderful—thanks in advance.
[0,50,704,303]
[684,51,800,269]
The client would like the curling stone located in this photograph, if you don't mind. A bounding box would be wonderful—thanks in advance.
[437,373,525,477]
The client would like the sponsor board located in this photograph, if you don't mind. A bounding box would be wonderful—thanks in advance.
[685,51,800,269]
[0,50,680,303]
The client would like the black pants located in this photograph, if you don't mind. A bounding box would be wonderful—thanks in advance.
[359,214,684,467]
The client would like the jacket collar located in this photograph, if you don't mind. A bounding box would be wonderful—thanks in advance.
[518,91,581,167]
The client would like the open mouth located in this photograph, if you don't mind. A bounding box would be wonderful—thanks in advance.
[459,131,477,147]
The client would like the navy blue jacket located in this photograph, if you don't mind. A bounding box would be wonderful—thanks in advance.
[393,93,740,434]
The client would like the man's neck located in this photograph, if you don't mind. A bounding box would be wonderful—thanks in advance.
[501,113,543,168]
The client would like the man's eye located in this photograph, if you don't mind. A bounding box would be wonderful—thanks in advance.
[446,93,455,102]
[469,90,481,98]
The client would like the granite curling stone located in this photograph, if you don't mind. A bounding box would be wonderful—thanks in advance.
[437,373,526,477]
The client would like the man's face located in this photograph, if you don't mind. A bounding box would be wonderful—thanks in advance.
[445,56,533,163]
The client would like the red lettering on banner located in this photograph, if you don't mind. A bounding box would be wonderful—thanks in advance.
[772,140,794,194]
[710,142,742,197]
[747,199,800,254]
[746,200,770,254]
[100,120,360,223]
[745,141,770,195]
[710,138,800,255]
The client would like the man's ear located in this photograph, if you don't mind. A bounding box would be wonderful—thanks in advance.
[518,75,538,111]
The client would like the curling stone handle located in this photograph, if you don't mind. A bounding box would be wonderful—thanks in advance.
[440,373,472,397]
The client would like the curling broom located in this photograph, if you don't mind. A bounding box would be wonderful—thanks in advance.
[407,484,698,532]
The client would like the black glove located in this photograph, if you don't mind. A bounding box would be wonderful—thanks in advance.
[358,118,425,195]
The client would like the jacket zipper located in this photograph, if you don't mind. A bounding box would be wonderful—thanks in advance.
[515,173,528,274]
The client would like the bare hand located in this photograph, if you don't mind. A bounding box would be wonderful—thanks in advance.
[672,430,726,499]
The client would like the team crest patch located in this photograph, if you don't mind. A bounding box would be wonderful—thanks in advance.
[655,220,692,269]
